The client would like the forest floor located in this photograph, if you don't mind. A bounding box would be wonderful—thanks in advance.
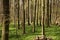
[0,24,60,40]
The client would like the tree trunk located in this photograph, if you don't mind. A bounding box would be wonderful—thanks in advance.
[17,0,20,29]
[55,0,58,25]
[22,0,25,34]
[2,0,10,40]
[41,0,45,37]
[46,0,50,27]
[31,0,34,23]
[51,0,53,24]
[28,0,30,25]
[39,0,41,26]
[36,0,39,25]
[49,0,52,25]
[32,0,37,33]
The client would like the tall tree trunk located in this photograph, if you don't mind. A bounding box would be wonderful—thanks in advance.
[17,0,20,29]
[32,0,37,33]
[36,0,39,25]
[48,0,52,26]
[31,0,33,23]
[14,0,20,29]
[28,0,30,25]
[49,0,52,25]
[51,0,53,24]
[14,0,17,27]
[41,0,45,38]
[44,0,47,26]
[46,0,50,27]
[39,0,41,26]
[2,0,10,40]
[22,0,25,34]
[14,0,19,37]
[55,0,58,25]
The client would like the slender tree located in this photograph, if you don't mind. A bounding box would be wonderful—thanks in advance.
[39,0,41,26]
[55,0,58,25]
[49,0,52,25]
[22,0,25,34]
[2,0,10,40]
[17,0,20,29]
[32,0,37,33]
[46,0,50,27]
[14,0,16,27]
[51,0,53,24]
[41,0,45,38]
[14,0,18,38]
[44,0,47,26]
[28,0,30,25]
[36,0,39,25]
[31,0,33,23]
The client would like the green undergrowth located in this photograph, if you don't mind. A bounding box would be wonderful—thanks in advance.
[0,24,60,40]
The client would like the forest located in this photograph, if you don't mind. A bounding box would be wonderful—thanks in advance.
[0,0,60,40]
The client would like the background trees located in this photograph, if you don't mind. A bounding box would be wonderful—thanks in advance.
[0,0,60,40]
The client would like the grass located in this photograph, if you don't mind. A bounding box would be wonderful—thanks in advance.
[0,24,60,40]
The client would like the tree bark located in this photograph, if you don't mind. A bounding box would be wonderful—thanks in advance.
[2,0,10,40]
[49,0,52,25]
[22,0,25,34]
[28,0,30,25]
[39,0,41,26]
[41,0,45,37]
[46,0,50,27]
[32,0,37,33]
[36,0,39,25]
[17,0,20,29]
